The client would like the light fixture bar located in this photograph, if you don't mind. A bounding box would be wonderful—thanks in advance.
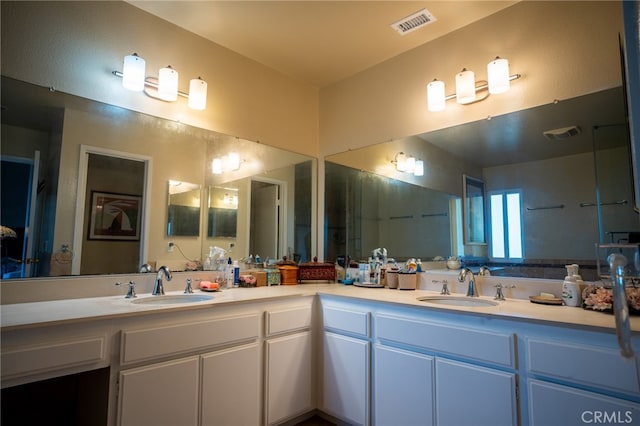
[112,71,190,99]
[444,73,521,101]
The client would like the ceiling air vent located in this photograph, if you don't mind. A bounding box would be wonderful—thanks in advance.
[543,126,582,140]
[390,8,437,35]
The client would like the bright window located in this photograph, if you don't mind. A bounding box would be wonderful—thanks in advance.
[489,191,523,260]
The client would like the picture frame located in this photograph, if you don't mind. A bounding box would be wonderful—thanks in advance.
[89,191,142,240]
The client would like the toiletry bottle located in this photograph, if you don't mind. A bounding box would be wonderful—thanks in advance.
[226,257,233,289]
[233,260,240,287]
[562,264,582,307]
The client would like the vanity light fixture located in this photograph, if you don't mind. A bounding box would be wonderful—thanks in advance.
[392,152,424,176]
[114,53,208,110]
[427,56,520,112]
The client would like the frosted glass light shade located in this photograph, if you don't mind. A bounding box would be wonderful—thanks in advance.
[405,156,416,173]
[227,152,240,171]
[212,158,222,174]
[427,79,445,112]
[188,77,207,110]
[414,160,424,177]
[122,54,146,92]
[395,152,408,172]
[488,57,510,94]
[455,69,476,104]
[158,65,179,101]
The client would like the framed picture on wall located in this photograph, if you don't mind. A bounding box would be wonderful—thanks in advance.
[89,191,142,240]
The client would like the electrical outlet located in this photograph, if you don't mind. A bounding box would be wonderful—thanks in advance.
[167,242,174,252]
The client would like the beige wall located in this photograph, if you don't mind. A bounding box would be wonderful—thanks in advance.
[319,1,624,157]
[0,1,319,158]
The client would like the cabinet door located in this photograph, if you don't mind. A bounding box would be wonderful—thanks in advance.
[528,379,640,426]
[323,331,370,426]
[435,358,516,426]
[118,356,199,426]
[265,331,313,425]
[374,345,435,426]
[201,342,260,426]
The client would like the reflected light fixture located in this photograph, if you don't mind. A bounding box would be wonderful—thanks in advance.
[392,152,424,177]
[212,152,242,175]
[427,56,520,112]
[114,53,208,110]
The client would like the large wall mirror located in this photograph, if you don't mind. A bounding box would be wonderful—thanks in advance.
[325,85,637,280]
[0,76,315,279]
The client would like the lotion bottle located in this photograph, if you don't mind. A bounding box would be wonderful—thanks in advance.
[562,264,582,307]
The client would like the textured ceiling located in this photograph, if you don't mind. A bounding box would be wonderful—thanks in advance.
[127,1,518,87]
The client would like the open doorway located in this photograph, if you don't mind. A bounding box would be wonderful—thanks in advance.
[249,179,285,262]
[0,154,41,278]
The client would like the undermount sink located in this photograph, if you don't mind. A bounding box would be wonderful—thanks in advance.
[131,294,214,305]
[417,295,499,307]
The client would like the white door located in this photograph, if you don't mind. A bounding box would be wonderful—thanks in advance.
[201,343,261,426]
[323,331,370,425]
[435,358,517,426]
[375,344,435,426]
[265,331,313,425]
[118,356,199,426]
[250,180,280,260]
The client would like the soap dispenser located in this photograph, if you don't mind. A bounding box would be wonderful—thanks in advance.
[561,264,583,307]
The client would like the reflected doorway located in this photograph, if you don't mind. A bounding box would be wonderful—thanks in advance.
[250,179,284,261]
[72,146,151,275]
[0,153,42,278]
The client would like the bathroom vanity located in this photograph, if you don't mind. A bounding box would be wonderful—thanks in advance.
[2,281,640,426]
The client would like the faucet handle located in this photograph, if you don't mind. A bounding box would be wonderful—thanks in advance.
[493,283,515,300]
[116,281,137,298]
[184,278,194,294]
[440,279,450,295]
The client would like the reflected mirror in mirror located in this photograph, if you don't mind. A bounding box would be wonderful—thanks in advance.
[1,76,315,279]
[463,175,486,245]
[167,180,201,237]
[207,186,238,238]
[325,162,461,263]
[325,86,637,280]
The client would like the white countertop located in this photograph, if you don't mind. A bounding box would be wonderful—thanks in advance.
[2,283,638,332]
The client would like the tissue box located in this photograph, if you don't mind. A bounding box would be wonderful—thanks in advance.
[298,260,336,283]
[243,269,282,286]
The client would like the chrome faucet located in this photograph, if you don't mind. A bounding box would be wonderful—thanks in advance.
[153,265,172,296]
[478,266,491,277]
[458,267,478,297]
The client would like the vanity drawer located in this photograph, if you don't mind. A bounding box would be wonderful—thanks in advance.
[526,338,640,394]
[121,313,259,364]
[376,314,514,368]
[1,336,106,379]
[322,306,370,338]
[265,305,312,336]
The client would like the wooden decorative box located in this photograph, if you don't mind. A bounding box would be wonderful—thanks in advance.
[297,257,336,283]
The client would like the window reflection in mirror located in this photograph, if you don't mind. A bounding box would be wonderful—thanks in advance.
[167,180,201,237]
[463,175,486,245]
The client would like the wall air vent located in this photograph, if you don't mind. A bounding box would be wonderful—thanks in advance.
[390,8,437,35]
[543,126,582,140]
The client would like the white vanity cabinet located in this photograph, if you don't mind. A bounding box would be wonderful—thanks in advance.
[264,305,314,425]
[374,312,517,426]
[321,302,371,426]
[118,355,200,426]
[521,328,640,426]
[117,311,261,426]
[374,344,435,426]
